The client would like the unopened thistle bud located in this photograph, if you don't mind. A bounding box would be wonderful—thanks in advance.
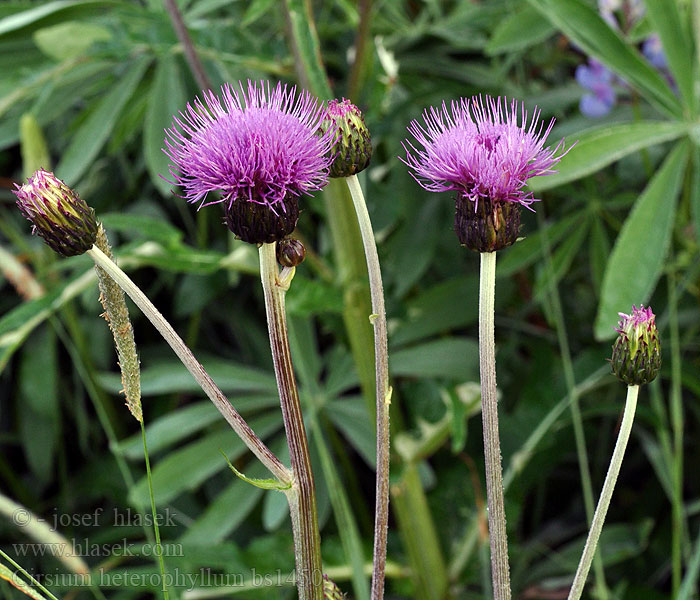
[223,195,299,244]
[323,575,346,599]
[321,98,372,178]
[276,237,306,267]
[13,169,97,256]
[611,305,661,385]
[455,196,521,252]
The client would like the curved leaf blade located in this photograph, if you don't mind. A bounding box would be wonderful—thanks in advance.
[530,121,688,191]
[527,0,681,117]
[594,141,689,339]
[56,55,151,184]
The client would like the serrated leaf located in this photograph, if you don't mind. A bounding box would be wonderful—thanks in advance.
[56,55,151,184]
[144,54,186,196]
[594,141,689,339]
[530,121,688,191]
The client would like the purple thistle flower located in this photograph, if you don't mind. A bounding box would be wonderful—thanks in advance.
[163,81,336,214]
[401,96,566,210]
[615,304,656,336]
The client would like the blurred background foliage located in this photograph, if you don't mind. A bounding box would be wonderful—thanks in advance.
[0,0,699,599]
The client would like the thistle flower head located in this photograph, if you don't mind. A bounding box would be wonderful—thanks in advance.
[276,237,306,267]
[402,96,568,252]
[323,575,346,599]
[164,80,336,243]
[13,169,97,256]
[320,98,372,178]
[402,96,565,209]
[611,304,661,385]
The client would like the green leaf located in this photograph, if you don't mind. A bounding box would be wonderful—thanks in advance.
[33,21,110,60]
[0,562,50,600]
[221,450,290,490]
[534,215,589,300]
[391,338,479,380]
[99,358,277,396]
[129,413,282,506]
[282,0,332,98]
[0,1,113,37]
[530,121,689,191]
[643,0,695,115]
[325,397,375,467]
[19,113,50,177]
[594,141,689,339]
[497,211,582,277]
[486,5,555,55]
[179,469,265,545]
[56,55,151,184]
[144,55,186,196]
[527,0,681,117]
[99,213,183,246]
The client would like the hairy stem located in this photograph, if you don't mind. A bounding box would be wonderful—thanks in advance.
[346,175,391,600]
[478,251,511,600]
[259,242,323,600]
[86,245,290,484]
[568,385,639,600]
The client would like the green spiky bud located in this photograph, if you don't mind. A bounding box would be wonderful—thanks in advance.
[276,237,306,267]
[323,575,346,599]
[611,305,661,385]
[13,169,97,256]
[223,196,299,245]
[321,98,372,178]
[455,195,521,253]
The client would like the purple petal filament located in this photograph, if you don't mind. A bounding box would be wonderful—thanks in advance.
[163,81,336,212]
[402,96,567,209]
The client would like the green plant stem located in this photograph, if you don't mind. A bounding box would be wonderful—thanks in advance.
[258,242,323,600]
[478,251,511,600]
[140,420,169,600]
[346,174,391,600]
[86,245,290,485]
[567,385,640,600]
[347,0,373,100]
[538,212,609,599]
[668,268,685,597]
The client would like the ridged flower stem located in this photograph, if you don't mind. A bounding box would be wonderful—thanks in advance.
[86,245,290,485]
[259,242,323,600]
[568,385,639,600]
[478,251,511,600]
[346,174,391,600]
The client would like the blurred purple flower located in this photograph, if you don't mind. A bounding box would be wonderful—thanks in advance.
[576,59,617,118]
[163,80,336,211]
[401,96,567,210]
[642,34,667,70]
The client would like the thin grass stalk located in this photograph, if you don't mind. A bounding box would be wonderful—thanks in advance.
[478,251,511,600]
[537,212,609,599]
[567,385,639,600]
[259,242,323,600]
[86,245,290,484]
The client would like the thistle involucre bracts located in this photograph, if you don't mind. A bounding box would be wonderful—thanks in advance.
[611,304,661,386]
[13,169,97,256]
[402,96,568,252]
[320,98,372,178]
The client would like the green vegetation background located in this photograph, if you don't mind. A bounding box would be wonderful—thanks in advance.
[0,1,699,599]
